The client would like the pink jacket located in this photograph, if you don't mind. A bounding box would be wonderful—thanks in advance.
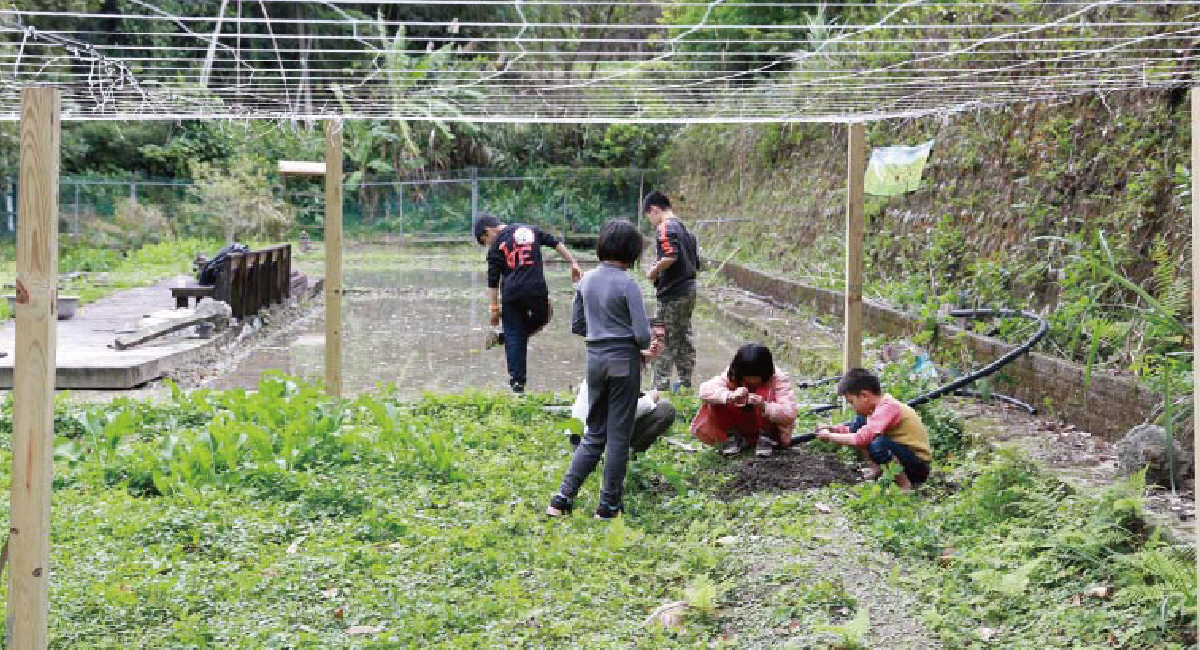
[691,369,799,445]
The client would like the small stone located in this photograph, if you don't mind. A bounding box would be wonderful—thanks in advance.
[1086,585,1112,600]
[937,547,956,567]
[644,601,689,629]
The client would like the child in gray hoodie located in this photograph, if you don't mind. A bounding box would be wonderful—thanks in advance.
[547,219,660,519]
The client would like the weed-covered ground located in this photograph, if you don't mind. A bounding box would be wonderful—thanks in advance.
[0,378,1193,648]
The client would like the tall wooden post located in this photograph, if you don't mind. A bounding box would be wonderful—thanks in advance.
[470,166,479,227]
[1190,85,1198,639]
[844,122,866,372]
[325,120,343,397]
[7,86,60,650]
[635,170,645,230]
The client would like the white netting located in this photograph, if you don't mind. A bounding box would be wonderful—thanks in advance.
[0,1,1196,122]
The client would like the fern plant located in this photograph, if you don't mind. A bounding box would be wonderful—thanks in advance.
[1115,542,1197,633]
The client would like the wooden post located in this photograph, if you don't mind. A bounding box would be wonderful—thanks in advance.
[636,171,645,231]
[325,119,344,397]
[1190,85,1198,640]
[8,86,60,650]
[470,166,479,227]
[843,122,866,372]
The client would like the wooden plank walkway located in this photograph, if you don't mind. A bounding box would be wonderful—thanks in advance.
[0,276,232,389]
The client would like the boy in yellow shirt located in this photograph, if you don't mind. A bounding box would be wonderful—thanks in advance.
[815,368,932,490]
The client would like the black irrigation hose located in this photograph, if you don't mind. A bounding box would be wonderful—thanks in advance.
[795,376,840,389]
[797,307,1049,427]
[952,389,1038,415]
[907,308,1048,409]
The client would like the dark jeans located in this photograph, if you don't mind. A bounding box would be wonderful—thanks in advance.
[557,340,641,507]
[500,294,550,389]
[853,421,929,486]
[631,400,676,454]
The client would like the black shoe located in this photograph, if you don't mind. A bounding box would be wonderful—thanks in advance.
[569,434,582,449]
[510,381,525,394]
[546,493,573,517]
[594,501,622,520]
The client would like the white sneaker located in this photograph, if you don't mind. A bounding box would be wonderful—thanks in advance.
[755,437,774,457]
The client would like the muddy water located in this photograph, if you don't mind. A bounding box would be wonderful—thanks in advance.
[212,260,751,398]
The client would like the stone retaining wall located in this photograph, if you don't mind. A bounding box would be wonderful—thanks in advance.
[718,260,1157,440]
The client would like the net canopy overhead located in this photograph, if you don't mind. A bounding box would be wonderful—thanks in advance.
[1,1,1197,123]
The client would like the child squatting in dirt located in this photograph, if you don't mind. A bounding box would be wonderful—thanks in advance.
[815,368,932,490]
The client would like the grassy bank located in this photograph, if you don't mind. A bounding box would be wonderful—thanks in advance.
[664,90,1192,383]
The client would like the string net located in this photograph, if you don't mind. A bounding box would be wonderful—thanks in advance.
[0,1,1196,123]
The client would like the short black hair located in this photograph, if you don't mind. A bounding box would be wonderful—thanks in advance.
[727,343,775,385]
[473,213,501,245]
[837,368,882,396]
[596,219,643,264]
[642,190,671,213]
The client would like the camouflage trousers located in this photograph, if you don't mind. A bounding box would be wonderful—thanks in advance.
[652,291,697,391]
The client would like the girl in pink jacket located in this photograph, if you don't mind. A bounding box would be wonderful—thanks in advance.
[690,344,798,457]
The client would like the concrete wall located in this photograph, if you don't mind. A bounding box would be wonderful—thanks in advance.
[718,260,1157,441]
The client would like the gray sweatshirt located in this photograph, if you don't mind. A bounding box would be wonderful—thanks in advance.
[571,263,651,349]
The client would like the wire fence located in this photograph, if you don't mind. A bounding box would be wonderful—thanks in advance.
[0,167,665,241]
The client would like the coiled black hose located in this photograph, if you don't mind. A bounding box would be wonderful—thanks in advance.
[801,307,1049,418]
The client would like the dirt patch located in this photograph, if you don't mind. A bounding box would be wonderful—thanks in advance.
[719,447,861,500]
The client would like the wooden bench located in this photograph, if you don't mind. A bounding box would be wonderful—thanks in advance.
[179,244,292,320]
[169,284,215,309]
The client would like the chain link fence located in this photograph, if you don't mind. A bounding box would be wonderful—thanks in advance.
[0,167,664,241]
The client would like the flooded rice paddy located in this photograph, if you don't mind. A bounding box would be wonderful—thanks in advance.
[211,251,764,398]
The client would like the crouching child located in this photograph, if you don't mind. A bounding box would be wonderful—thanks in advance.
[815,368,932,490]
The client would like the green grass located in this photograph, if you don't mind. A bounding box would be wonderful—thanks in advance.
[0,379,1190,647]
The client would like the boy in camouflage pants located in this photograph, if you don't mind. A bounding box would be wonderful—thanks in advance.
[643,191,699,391]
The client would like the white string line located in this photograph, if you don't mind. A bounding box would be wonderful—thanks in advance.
[4,42,1195,60]
[119,0,252,77]
[891,21,1200,105]
[16,26,1197,46]
[10,28,1195,49]
[256,0,1200,5]
[0,93,1172,119]
[0,4,1191,120]
[258,0,1200,5]
[444,0,727,94]
[677,0,929,89]
[0,85,1169,123]
[690,0,1132,95]
[8,52,1190,85]
[15,68,1185,103]
[21,78,1176,99]
[12,8,1199,30]
[444,0,531,93]
[7,58,1193,83]
[0,14,146,112]
[257,0,290,107]
[10,22,28,79]
[314,0,385,103]
[200,0,230,85]
[533,0,1193,93]
[121,0,304,113]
